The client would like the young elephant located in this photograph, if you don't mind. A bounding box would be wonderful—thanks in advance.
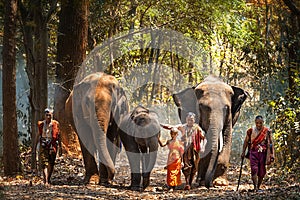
[118,105,161,191]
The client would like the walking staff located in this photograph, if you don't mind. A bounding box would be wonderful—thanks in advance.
[237,156,244,191]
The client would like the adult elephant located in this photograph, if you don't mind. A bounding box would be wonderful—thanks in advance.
[118,105,161,191]
[173,75,248,188]
[65,72,129,185]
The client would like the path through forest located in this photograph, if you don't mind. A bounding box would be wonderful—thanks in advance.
[1,148,299,199]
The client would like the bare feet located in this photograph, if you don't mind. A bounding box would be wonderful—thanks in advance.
[184,184,190,190]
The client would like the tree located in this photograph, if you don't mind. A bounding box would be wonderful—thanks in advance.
[2,0,21,175]
[54,0,89,153]
[19,0,58,172]
[281,0,300,96]
[269,0,300,170]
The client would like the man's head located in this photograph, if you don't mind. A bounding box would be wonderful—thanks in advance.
[170,127,179,139]
[44,108,53,122]
[186,112,196,127]
[255,115,264,130]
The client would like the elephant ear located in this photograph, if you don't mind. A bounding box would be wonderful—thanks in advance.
[231,86,248,126]
[172,88,200,124]
[111,86,129,126]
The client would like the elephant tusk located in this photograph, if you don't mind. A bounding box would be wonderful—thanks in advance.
[219,131,223,153]
[94,150,100,170]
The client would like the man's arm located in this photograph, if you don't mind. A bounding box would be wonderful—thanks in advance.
[32,122,42,173]
[34,123,42,154]
[158,136,166,147]
[241,133,249,158]
[268,130,275,161]
[197,126,205,140]
[57,123,62,156]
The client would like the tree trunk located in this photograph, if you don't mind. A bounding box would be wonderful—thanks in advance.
[2,0,21,176]
[282,1,300,166]
[19,0,56,172]
[55,0,89,155]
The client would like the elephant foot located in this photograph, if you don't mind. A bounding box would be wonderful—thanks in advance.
[99,181,111,187]
[213,177,229,186]
[99,177,112,186]
[130,173,142,191]
[130,185,142,192]
[197,178,212,188]
[142,178,150,190]
[83,174,99,185]
[197,179,205,186]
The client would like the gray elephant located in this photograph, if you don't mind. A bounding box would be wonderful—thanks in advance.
[65,72,129,185]
[173,75,248,188]
[118,105,161,191]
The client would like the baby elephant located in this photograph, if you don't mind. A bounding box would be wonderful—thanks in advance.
[118,105,161,191]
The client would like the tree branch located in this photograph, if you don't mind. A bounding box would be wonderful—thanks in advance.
[45,0,58,22]
[282,0,300,16]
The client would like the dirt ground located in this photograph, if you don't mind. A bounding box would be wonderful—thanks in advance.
[1,148,299,200]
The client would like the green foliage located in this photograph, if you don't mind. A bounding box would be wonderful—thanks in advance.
[268,75,300,172]
[1,0,299,176]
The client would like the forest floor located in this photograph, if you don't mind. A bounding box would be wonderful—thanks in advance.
[0,148,299,200]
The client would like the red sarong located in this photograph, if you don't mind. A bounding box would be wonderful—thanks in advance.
[166,141,184,187]
[247,126,269,178]
[250,147,267,177]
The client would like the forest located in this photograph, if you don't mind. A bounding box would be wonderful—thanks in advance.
[0,0,299,199]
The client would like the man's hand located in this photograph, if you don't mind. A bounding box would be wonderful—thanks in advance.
[270,154,274,162]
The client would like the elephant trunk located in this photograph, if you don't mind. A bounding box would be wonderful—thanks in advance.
[100,134,115,180]
[205,128,223,188]
[91,120,115,181]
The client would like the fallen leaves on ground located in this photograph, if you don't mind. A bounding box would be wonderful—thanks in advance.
[0,148,299,200]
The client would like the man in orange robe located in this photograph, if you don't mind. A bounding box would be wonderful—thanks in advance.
[37,108,61,185]
[178,112,205,190]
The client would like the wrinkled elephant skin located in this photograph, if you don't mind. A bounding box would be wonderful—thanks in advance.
[65,72,129,185]
[173,75,247,188]
[118,105,160,191]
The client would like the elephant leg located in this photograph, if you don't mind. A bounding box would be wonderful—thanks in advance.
[79,140,99,184]
[126,151,142,191]
[141,139,158,190]
[141,150,157,190]
[74,117,99,184]
[141,149,149,190]
[213,142,230,186]
[106,122,121,164]
[99,162,109,185]
[197,154,210,186]
[131,173,142,191]
[142,172,150,190]
[213,163,229,186]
